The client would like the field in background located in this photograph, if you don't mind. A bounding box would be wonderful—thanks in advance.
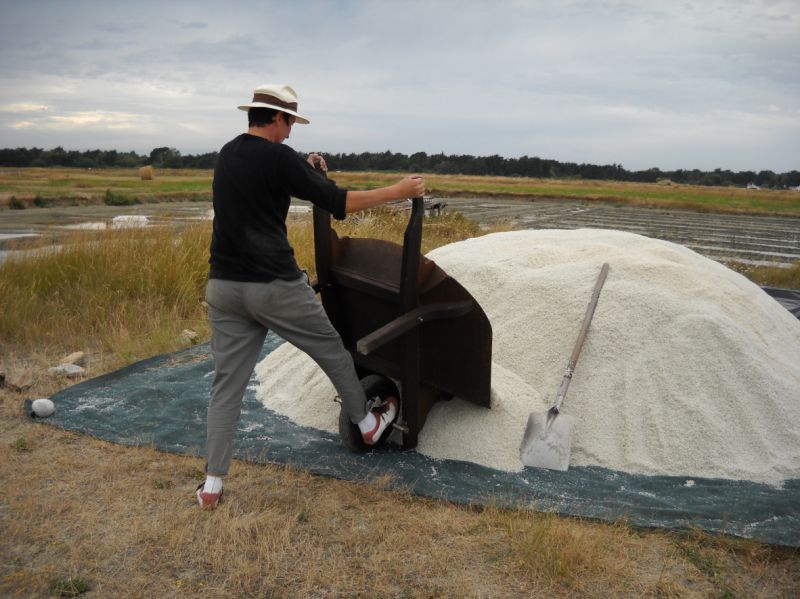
[4,167,798,289]
[1,173,799,596]
[0,167,212,205]
[3,167,800,215]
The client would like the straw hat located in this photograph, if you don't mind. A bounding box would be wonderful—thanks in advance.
[238,84,310,124]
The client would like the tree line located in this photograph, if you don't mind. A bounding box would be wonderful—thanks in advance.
[1,146,798,189]
[0,146,217,170]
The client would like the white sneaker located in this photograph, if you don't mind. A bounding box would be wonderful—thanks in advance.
[196,483,223,509]
[361,397,399,445]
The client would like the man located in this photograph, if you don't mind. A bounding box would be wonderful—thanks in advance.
[198,84,425,509]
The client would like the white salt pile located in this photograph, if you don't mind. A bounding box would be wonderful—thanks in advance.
[60,222,107,230]
[256,229,800,486]
[111,215,148,228]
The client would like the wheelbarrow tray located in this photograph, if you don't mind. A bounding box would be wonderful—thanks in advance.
[313,200,492,448]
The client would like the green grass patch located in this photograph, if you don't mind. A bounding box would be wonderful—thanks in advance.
[104,188,138,206]
[10,438,30,452]
[0,168,213,205]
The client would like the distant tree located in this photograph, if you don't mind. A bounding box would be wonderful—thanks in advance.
[149,146,183,168]
[408,151,428,172]
[0,147,42,166]
[101,149,118,166]
[755,170,777,188]
[115,151,145,168]
[433,160,459,174]
[182,152,217,169]
[731,170,757,186]
[778,170,800,187]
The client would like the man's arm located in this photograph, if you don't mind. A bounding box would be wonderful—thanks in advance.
[345,176,425,213]
[304,153,425,214]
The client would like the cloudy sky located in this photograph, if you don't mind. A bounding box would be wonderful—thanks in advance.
[0,0,798,172]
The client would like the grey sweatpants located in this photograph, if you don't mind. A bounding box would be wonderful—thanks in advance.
[204,276,368,476]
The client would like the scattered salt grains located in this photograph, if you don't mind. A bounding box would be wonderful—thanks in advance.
[255,343,339,434]
[256,229,800,486]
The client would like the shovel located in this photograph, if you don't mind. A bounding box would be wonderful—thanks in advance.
[520,262,610,471]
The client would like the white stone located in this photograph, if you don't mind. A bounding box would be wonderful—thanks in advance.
[32,398,55,418]
[48,363,86,378]
[179,329,199,345]
[60,222,107,230]
[60,351,86,366]
[6,371,34,391]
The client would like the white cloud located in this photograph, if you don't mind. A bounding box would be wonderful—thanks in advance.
[3,103,49,112]
[46,111,149,130]
[9,121,35,129]
[3,111,153,132]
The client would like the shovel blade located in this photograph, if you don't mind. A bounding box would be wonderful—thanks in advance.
[519,409,575,471]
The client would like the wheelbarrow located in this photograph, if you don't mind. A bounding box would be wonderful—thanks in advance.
[312,197,492,450]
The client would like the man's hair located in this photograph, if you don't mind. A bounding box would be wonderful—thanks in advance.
[248,108,291,128]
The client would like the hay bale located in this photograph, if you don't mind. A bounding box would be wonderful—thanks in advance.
[139,165,154,180]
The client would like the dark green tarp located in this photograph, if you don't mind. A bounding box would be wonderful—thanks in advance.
[44,334,799,547]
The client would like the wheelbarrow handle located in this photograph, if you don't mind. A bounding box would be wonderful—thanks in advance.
[399,197,425,311]
[356,300,474,355]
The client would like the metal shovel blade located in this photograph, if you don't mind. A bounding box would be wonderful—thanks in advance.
[519,407,575,471]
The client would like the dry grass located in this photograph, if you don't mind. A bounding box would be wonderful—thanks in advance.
[2,404,798,598]
[1,212,799,597]
[729,260,800,289]
[0,225,211,363]
[289,207,496,282]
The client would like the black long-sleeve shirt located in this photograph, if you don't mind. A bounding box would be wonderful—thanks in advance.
[209,133,347,282]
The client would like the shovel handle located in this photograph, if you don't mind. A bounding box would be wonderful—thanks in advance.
[553,263,609,412]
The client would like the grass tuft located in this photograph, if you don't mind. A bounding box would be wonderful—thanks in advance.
[103,188,138,206]
[10,437,30,452]
[501,510,604,585]
[48,574,91,597]
[152,478,174,490]
[729,260,800,289]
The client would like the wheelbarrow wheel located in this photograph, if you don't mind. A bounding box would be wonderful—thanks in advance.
[339,374,400,452]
